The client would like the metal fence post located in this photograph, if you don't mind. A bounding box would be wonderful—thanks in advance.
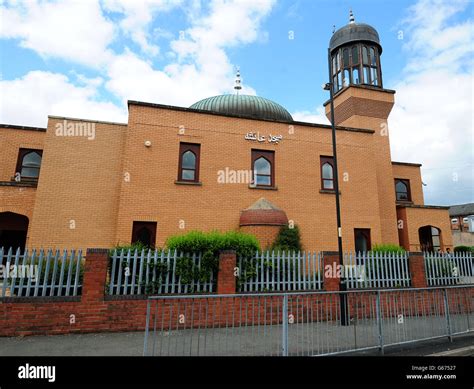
[443,288,453,342]
[376,291,384,355]
[282,294,289,356]
[143,299,151,356]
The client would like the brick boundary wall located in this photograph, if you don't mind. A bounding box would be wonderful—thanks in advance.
[0,250,472,337]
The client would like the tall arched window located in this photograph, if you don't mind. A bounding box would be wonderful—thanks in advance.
[251,150,275,187]
[254,157,271,185]
[351,45,360,84]
[16,149,42,179]
[395,179,411,201]
[320,156,334,190]
[178,143,200,182]
[369,47,379,85]
[182,151,196,180]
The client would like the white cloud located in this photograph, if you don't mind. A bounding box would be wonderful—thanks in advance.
[0,0,274,125]
[389,0,473,205]
[105,0,273,106]
[0,71,127,127]
[292,106,329,125]
[0,0,116,68]
[102,0,183,56]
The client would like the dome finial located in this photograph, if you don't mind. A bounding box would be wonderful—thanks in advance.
[234,67,242,95]
[349,9,355,24]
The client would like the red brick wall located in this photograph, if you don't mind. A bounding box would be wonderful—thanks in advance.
[0,249,471,337]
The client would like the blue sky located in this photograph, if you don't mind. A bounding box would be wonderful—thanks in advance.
[0,0,472,205]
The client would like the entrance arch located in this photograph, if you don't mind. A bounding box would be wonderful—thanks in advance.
[418,225,441,252]
[0,212,29,251]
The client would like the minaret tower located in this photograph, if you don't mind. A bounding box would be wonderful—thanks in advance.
[324,10,398,244]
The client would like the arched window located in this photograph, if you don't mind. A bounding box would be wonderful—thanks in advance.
[182,151,196,179]
[395,179,411,201]
[343,48,350,67]
[419,225,441,252]
[332,52,343,92]
[252,150,274,187]
[178,143,200,182]
[369,47,379,85]
[16,149,42,179]
[254,158,271,185]
[370,47,377,66]
[351,46,359,65]
[362,46,369,65]
[320,156,334,190]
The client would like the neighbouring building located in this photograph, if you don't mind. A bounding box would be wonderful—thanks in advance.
[0,12,453,253]
[449,203,474,247]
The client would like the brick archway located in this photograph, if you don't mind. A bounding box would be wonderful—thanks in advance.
[0,212,29,251]
[418,225,442,252]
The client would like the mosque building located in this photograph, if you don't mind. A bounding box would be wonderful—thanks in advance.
[0,12,452,252]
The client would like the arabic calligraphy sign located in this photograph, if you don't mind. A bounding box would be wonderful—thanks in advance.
[244,132,283,144]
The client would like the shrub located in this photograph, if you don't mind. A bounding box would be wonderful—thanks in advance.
[272,224,302,252]
[109,242,151,258]
[166,230,260,286]
[370,244,406,254]
[166,230,260,259]
[454,245,473,253]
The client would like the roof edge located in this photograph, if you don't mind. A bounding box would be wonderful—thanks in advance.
[323,85,396,106]
[396,204,450,210]
[48,115,127,127]
[0,124,47,132]
[392,161,422,167]
[128,100,374,134]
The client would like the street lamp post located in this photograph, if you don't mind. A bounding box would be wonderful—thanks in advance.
[324,48,349,326]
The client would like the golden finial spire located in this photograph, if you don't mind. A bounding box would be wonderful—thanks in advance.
[349,9,355,24]
[234,67,242,95]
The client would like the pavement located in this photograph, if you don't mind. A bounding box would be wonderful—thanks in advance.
[0,332,144,356]
[346,332,474,356]
[0,323,472,357]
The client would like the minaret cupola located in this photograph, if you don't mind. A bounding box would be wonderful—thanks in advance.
[329,10,383,93]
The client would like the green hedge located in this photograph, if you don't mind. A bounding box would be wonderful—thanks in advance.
[167,230,260,289]
[369,244,406,254]
[454,246,474,253]
[166,230,260,259]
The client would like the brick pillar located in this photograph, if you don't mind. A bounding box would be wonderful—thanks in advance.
[322,251,341,291]
[408,252,427,288]
[82,248,109,302]
[217,250,236,294]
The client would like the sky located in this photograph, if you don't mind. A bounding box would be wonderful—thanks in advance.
[0,0,472,206]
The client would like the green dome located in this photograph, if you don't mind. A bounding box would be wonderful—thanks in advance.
[189,94,293,122]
